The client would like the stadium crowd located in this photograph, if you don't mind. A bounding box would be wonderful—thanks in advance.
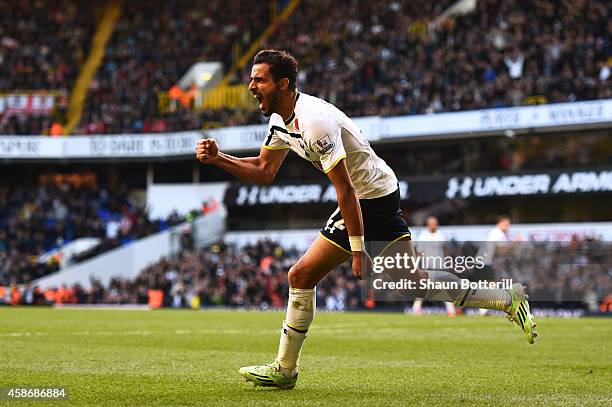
[248,0,611,119]
[0,0,100,135]
[0,0,98,91]
[80,0,612,131]
[1,0,610,135]
[0,180,184,286]
[493,236,611,309]
[76,0,273,135]
[4,236,610,313]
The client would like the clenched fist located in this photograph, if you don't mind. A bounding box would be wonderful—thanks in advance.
[195,138,219,163]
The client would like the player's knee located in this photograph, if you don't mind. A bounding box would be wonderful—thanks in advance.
[288,264,314,288]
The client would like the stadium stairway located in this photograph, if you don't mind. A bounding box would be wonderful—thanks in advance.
[63,0,122,135]
[219,0,302,87]
[32,210,226,290]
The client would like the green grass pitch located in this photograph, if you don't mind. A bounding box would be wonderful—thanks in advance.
[1,308,610,406]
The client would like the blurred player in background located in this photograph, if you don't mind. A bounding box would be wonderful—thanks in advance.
[477,216,514,282]
[476,215,514,315]
[412,216,456,316]
[196,49,537,390]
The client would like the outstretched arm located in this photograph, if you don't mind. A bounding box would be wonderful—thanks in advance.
[196,138,288,185]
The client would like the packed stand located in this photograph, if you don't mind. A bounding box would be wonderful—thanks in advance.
[499,237,611,311]
[100,239,360,310]
[0,0,100,135]
[8,236,610,313]
[240,0,611,119]
[77,0,273,135]
[4,0,611,135]
[0,181,183,286]
[442,236,611,311]
[79,0,612,131]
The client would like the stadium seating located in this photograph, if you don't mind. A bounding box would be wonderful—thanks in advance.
[0,0,101,135]
[0,181,183,285]
[0,0,610,313]
[236,0,612,119]
[2,0,609,135]
[8,236,608,311]
[76,0,273,134]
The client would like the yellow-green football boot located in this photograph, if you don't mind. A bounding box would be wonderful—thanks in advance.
[506,283,538,344]
[239,360,297,389]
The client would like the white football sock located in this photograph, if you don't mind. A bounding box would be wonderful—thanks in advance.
[425,270,511,312]
[459,288,511,312]
[276,287,315,377]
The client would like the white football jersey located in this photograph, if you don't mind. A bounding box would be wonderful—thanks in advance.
[478,226,510,265]
[263,92,398,199]
[416,230,446,259]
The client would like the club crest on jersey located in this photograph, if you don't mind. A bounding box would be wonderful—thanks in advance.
[314,134,334,154]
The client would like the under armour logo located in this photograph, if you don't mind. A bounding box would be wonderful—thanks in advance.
[236,186,259,205]
[446,177,473,199]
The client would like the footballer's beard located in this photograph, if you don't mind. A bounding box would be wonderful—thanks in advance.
[261,89,280,117]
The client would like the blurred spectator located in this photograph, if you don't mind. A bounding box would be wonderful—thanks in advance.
[3,0,610,135]
[247,0,612,118]
[0,0,100,135]
[77,0,273,134]
[0,180,185,285]
[11,235,607,312]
